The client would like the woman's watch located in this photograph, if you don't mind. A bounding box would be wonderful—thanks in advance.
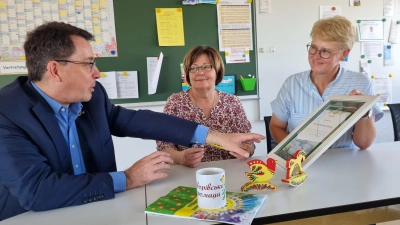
[360,110,372,120]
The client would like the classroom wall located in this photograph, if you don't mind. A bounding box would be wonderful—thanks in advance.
[255,0,400,118]
[113,99,393,171]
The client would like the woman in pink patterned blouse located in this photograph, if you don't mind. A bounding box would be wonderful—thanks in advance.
[156,46,255,167]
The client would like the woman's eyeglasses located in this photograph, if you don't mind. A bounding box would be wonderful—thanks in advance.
[188,65,213,73]
[306,44,339,59]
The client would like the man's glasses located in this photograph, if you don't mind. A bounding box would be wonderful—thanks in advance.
[55,60,96,73]
[306,44,339,59]
[189,64,213,73]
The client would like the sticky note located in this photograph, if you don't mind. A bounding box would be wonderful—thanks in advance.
[59,10,67,17]
[93,26,101,34]
[94,37,102,43]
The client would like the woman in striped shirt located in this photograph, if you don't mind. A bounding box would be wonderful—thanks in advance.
[270,16,383,150]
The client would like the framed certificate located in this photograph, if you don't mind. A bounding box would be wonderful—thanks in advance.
[268,95,380,170]
[357,19,385,41]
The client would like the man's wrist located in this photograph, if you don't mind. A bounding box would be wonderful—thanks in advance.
[205,129,216,144]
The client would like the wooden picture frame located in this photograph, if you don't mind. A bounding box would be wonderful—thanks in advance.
[268,95,380,170]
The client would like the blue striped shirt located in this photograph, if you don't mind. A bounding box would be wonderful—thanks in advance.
[271,67,383,148]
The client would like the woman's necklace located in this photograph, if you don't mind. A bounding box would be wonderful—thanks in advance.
[191,90,216,109]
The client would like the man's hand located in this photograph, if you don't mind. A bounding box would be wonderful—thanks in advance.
[178,147,204,168]
[206,131,265,158]
[124,151,173,189]
[229,143,254,160]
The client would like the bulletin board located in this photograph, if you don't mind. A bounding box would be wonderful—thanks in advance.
[0,0,258,104]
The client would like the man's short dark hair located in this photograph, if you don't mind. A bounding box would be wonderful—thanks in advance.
[24,22,94,81]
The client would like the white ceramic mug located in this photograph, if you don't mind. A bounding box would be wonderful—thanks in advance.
[196,167,226,209]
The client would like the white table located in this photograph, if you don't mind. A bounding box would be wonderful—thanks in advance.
[3,142,400,225]
[2,186,147,225]
[146,142,400,224]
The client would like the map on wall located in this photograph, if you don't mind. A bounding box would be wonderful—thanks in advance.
[0,0,118,61]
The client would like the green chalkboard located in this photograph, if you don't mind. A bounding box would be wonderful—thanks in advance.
[0,0,257,104]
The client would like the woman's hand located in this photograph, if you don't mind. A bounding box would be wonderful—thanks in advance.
[178,147,205,168]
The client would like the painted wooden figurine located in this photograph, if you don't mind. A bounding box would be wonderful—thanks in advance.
[281,150,308,186]
[241,158,277,192]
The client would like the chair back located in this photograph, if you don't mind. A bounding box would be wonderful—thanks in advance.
[387,103,400,141]
[263,116,273,153]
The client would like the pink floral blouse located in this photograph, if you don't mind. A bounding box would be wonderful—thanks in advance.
[156,90,253,162]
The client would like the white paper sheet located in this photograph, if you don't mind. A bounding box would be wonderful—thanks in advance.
[397,0,400,16]
[383,0,395,16]
[259,0,271,13]
[373,74,392,108]
[319,6,341,19]
[388,20,399,44]
[217,3,253,51]
[361,41,383,59]
[97,72,118,99]
[225,47,250,63]
[147,52,163,95]
[116,71,139,98]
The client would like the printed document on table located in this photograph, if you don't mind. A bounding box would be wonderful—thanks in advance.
[217,2,253,51]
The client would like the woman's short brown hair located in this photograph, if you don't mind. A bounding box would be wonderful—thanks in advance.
[183,46,224,86]
[310,16,356,50]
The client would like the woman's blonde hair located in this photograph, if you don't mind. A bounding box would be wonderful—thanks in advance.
[310,16,356,50]
[183,45,224,86]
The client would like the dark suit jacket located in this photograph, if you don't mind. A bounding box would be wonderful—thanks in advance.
[0,77,198,220]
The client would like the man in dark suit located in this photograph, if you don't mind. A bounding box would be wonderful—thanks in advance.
[0,22,264,220]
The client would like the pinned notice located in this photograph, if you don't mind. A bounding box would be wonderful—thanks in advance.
[0,61,28,74]
[225,48,250,63]
[147,52,164,95]
[155,8,185,46]
[319,6,341,19]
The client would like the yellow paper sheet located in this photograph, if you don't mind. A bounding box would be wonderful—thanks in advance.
[155,8,185,46]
